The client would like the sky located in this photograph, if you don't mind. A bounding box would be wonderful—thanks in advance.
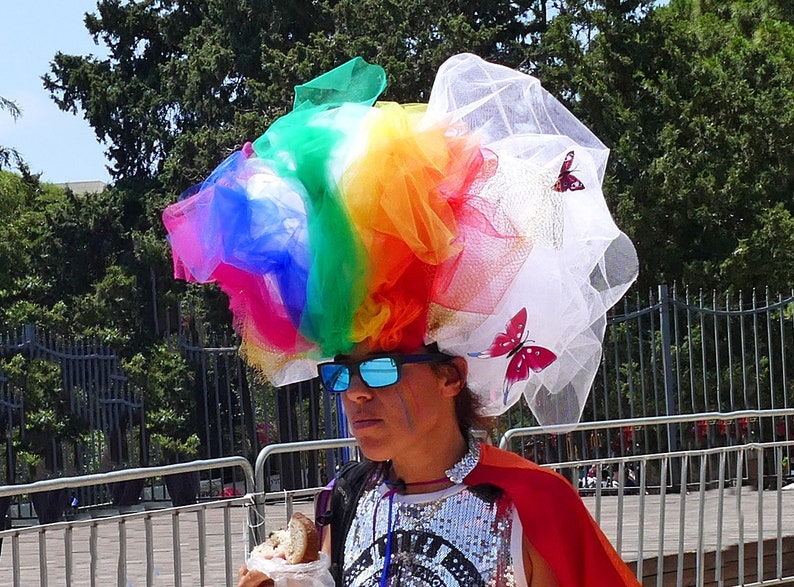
[0,1,112,184]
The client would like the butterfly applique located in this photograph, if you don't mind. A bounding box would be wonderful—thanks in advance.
[468,307,557,404]
[553,150,585,192]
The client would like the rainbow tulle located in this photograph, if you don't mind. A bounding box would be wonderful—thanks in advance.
[163,54,638,425]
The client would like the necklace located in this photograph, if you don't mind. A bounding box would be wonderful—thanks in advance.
[383,475,450,494]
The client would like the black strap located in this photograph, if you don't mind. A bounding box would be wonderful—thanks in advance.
[315,460,372,585]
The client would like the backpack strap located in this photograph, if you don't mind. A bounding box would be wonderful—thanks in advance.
[315,460,373,585]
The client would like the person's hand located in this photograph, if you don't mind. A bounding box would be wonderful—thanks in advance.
[237,564,274,587]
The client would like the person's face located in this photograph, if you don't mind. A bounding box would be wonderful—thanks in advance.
[337,345,463,463]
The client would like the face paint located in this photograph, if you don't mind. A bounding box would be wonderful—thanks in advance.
[396,371,420,432]
[340,348,452,465]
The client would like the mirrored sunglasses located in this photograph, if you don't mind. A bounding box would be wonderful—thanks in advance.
[317,353,451,393]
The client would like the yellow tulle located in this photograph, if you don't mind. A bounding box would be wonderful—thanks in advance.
[342,102,484,348]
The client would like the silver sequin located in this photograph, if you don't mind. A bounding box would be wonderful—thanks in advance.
[446,436,481,484]
[343,483,519,587]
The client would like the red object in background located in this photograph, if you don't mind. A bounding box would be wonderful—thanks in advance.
[738,417,749,437]
[257,422,267,445]
[696,420,708,440]
[218,486,242,498]
[621,426,633,451]
[257,422,276,445]
[776,419,787,438]
[717,420,728,436]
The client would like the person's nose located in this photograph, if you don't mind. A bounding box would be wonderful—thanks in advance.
[344,374,373,402]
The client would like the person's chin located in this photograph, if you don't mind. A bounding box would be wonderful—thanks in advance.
[352,430,395,462]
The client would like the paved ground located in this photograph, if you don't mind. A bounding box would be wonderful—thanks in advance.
[584,485,794,560]
[1,487,793,586]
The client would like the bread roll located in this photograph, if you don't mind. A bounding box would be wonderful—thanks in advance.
[251,512,320,564]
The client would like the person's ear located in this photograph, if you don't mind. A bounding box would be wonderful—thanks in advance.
[439,357,468,398]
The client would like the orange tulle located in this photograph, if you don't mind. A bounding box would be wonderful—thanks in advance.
[342,103,486,349]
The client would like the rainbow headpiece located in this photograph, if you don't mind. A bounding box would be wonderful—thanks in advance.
[163,54,637,425]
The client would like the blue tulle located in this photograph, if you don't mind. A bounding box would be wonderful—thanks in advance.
[197,151,313,328]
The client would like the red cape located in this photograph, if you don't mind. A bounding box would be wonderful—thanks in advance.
[465,443,641,587]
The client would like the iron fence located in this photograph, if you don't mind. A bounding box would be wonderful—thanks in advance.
[498,286,794,463]
[2,285,794,501]
[0,457,256,587]
[0,325,143,512]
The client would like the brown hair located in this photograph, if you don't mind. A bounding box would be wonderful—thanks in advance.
[454,383,491,437]
[429,354,491,438]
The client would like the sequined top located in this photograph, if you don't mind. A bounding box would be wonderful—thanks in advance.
[342,481,527,587]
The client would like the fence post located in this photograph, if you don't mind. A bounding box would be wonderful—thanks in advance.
[23,324,36,357]
[659,285,682,490]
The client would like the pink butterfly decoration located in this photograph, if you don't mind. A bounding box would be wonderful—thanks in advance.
[469,307,557,404]
[553,150,585,192]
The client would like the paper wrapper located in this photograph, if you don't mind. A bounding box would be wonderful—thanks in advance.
[246,552,334,587]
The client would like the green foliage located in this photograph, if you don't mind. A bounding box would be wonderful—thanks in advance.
[0,169,27,218]
[123,340,194,408]
[720,204,794,292]
[0,172,156,353]
[122,341,200,462]
[149,430,201,461]
[2,355,83,478]
[3,0,790,398]
[73,264,143,351]
[0,96,23,170]
[561,0,794,289]
[35,0,569,351]
[3,355,63,411]
[44,0,543,193]
[13,450,43,482]
[25,407,69,438]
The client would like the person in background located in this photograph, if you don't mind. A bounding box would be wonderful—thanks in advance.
[165,53,640,587]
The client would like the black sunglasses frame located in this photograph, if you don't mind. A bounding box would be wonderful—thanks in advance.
[317,352,452,392]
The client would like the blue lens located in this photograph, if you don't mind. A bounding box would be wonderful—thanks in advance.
[359,357,399,388]
[319,363,350,392]
[318,356,401,392]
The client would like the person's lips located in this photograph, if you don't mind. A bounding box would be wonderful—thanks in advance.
[350,415,382,430]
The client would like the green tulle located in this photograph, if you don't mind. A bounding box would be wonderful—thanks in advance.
[293,56,388,111]
[251,58,387,355]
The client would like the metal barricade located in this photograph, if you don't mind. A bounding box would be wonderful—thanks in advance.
[252,438,359,537]
[253,415,794,587]
[538,441,794,586]
[4,417,793,586]
[500,410,794,587]
[0,458,256,587]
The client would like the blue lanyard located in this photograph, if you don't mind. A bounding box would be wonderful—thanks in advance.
[378,488,397,587]
[376,476,449,587]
